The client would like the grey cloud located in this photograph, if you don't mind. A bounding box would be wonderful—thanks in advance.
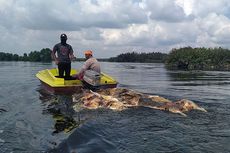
[145,0,192,22]
[1,0,230,57]
[79,28,102,41]
[192,0,230,18]
[0,0,147,31]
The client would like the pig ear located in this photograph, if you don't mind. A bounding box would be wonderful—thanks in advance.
[178,112,187,117]
[196,107,207,112]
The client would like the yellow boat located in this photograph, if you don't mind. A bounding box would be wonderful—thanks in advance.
[36,68,117,94]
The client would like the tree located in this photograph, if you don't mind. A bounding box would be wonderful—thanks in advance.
[40,48,52,62]
[165,47,230,70]
[0,48,52,62]
[108,51,167,63]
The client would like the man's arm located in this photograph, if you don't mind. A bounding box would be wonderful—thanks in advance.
[69,45,76,61]
[51,46,59,65]
[78,63,87,76]
[69,52,76,61]
[78,59,91,75]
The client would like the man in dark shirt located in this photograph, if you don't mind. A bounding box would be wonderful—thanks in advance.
[51,34,75,78]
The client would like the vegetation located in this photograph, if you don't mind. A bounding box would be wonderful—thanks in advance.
[0,49,110,63]
[108,52,167,63]
[165,47,230,70]
[0,48,52,62]
[2,47,230,71]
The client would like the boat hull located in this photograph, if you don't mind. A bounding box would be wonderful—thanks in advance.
[36,68,118,94]
[40,80,117,94]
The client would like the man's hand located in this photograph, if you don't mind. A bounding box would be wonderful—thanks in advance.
[70,54,77,61]
[55,59,59,65]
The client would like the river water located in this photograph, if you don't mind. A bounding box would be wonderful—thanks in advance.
[0,61,230,153]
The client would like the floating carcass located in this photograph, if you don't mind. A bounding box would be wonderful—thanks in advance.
[72,88,207,116]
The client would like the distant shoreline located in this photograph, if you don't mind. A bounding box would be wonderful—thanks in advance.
[1,46,230,71]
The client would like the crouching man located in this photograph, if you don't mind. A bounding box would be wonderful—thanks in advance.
[73,50,101,80]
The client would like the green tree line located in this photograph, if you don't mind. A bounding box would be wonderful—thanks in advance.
[165,47,230,70]
[108,51,167,63]
[0,48,52,62]
[2,47,230,71]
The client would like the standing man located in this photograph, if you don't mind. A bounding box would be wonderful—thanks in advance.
[51,34,75,79]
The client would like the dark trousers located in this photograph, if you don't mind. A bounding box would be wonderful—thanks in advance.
[58,62,71,77]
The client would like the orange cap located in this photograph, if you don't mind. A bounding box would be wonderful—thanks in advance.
[84,50,93,55]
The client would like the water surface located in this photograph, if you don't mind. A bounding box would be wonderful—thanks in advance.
[0,61,230,153]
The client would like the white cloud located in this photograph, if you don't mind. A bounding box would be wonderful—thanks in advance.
[192,0,230,17]
[1,0,230,57]
[195,13,230,45]
[175,0,194,16]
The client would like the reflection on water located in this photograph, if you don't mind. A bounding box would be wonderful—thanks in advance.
[38,89,78,134]
[38,88,99,135]
[0,62,230,153]
[167,70,230,86]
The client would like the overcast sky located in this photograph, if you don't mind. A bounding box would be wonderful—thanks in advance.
[1,0,230,58]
